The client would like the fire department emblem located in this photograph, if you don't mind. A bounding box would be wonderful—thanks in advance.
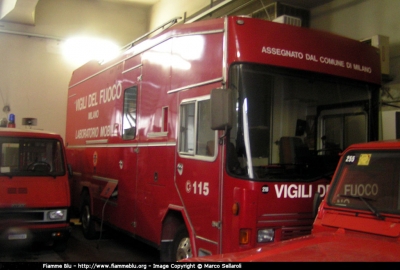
[185,180,192,193]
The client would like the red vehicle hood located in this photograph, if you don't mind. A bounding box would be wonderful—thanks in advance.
[182,230,400,262]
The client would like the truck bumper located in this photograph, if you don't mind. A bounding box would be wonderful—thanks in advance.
[0,223,72,245]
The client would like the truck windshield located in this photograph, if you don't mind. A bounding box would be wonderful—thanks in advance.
[0,137,65,176]
[227,63,377,181]
[328,150,400,215]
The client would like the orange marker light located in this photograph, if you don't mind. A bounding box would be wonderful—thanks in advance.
[239,229,250,245]
[232,202,239,216]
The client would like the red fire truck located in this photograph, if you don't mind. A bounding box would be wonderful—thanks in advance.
[65,16,381,261]
[182,140,400,262]
[0,126,71,251]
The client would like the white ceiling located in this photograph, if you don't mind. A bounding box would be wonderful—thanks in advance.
[0,0,333,25]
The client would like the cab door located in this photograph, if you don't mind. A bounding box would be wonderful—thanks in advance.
[175,94,222,256]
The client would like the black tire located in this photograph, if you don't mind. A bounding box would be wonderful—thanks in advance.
[171,226,192,261]
[80,193,98,240]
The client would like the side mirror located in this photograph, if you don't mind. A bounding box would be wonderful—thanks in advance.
[67,164,73,178]
[210,88,233,130]
[313,192,323,218]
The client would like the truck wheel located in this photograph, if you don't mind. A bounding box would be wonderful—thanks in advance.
[172,226,192,261]
[81,195,98,240]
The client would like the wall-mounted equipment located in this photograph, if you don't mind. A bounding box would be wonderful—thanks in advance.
[22,118,37,127]
[360,35,390,76]
[273,15,302,27]
[251,2,309,27]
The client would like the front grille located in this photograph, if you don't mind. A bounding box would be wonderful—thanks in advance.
[0,209,67,223]
[281,225,313,240]
[258,212,314,241]
[0,211,44,222]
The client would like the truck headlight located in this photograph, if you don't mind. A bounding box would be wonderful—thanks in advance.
[48,210,66,220]
[258,228,274,243]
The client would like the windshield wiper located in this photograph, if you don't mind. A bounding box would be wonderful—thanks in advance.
[338,194,384,220]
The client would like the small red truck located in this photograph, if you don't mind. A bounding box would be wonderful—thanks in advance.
[182,140,400,262]
[0,126,71,251]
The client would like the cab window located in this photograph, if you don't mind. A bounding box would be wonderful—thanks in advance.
[122,86,137,140]
[179,97,215,157]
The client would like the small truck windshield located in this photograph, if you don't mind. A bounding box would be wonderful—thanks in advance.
[0,137,65,176]
[329,150,400,216]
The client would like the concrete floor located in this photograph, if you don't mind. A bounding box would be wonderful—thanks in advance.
[0,219,160,263]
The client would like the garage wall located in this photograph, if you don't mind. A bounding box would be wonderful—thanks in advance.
[311,0,398,82]
[0,0,149,138]
[149,0,209,30]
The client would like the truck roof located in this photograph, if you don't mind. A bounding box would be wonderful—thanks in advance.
[69,16,381,88]
[0,127,62,139]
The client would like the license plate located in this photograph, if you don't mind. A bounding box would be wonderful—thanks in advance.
[8,234,27,240]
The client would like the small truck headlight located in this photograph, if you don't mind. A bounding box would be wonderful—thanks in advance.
[258,228,275,243]
[48,210,66,220]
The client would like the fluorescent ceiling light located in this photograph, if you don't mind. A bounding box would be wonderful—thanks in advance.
[62,36,120,66]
